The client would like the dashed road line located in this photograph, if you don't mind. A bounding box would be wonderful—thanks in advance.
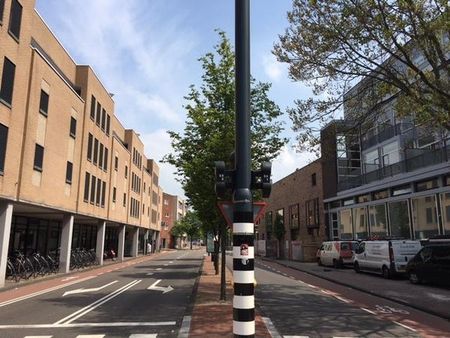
[360,307,377,315]
[393,321,417,332]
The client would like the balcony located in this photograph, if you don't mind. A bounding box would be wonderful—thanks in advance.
[338,144,450,191]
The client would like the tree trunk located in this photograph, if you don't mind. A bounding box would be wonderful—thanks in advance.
[214,235,219,275]
[190,236,193,250]
[220,224,226,301]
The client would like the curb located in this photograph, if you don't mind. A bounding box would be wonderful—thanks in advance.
[261,256,450,321]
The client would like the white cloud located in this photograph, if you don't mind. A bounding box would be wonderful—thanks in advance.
[272,145,317,182]
[140,130,184,198]
[262,54,284,82]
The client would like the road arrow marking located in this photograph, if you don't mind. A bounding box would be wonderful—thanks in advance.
[147,280,173,294]
[63,281,118,297]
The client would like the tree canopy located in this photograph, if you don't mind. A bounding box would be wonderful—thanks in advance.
[274,0,449,151]
[171,211,202,249]
[164,31,287,235]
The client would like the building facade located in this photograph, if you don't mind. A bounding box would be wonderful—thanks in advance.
[0,0,164,287]
[160,193,186,249]
[258,160,328,262]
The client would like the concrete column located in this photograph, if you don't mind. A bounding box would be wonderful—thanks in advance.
[0,202,13,288]
[155,231,161,252]
[131,227,139,257]
[118,225,126,262]
[59,214,74,273]
[144,229,150,254]
[96,221,106,265]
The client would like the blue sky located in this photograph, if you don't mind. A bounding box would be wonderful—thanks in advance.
[36,0,317,198]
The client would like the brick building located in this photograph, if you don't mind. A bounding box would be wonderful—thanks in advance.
[160,193,186,249]
[258,160,328,262]
[0,0,164,287]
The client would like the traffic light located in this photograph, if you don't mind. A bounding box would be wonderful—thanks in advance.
[214,161,226,198]
[251,161,272,198]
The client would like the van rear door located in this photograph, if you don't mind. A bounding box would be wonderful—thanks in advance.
[392,240,422,272]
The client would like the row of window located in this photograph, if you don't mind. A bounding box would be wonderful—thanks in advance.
[132,147,142,169]
[265,198,321,231]
[131,172,141,193]
[130,197,140,218]
[90,95,111,136]
[87,133,108,171]
[0,57,15,107]
[83,172,106,208]
[0,0,22,41]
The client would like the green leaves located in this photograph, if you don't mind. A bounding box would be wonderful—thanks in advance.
[163,31,287,235]
[274,0,450,151]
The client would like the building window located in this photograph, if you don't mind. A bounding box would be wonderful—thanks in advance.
[8,0,22,41]
[101,108,106,131]
[39,90,49,116]
[65,161,73,184]
[83,172,90,202]
[87,133,93,161]
[106,114,110,135]
[125,165,128,177]
[99,143,104,169]
[112,187,116,202]
[123,193,126,207]
[311,173,316,186]
[93,139,99,165]
[90,96,96,120]
[33,144,44,171]
[306,199,319,228]
[90,175,96,204]
[96,102,101,126]
[103,148,108,171]
[101,181,106,208]
[0,57,16,106]
[96,177,101,206]
[70,117,77,138]
[114,156,118,171]
[0,124,8,174]
[0,0,5,24]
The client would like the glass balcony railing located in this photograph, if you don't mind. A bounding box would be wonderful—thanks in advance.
[337,144,450,191]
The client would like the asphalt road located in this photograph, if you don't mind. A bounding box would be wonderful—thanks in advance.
[0,250,204,338]
[227,256,450,337]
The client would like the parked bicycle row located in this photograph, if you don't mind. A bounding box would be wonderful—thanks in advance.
[316,236,450,287]
[6,247,101,283]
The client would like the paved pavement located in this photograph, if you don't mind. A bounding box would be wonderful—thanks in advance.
[262,257,450,320]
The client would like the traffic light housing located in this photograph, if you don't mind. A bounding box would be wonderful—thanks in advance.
[251,161,272,198]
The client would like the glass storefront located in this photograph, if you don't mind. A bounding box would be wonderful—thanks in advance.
[412,195,439,239]
[368,204,388,237]
[339,209,353,239]
[389,200,411,238]
[352,207,368,239]
[441,193,450,234]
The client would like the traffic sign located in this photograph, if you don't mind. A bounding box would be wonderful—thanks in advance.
[217,201,267,228]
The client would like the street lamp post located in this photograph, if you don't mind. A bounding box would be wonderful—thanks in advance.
[233,0,254,337]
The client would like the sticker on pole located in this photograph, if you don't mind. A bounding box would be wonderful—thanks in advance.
[240,244,249,256]
[217,201,267,228]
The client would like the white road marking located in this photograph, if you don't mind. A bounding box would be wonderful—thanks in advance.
[24,336,53,338]
[129,335,158,338]
[360,307,377,315]
[261,317,281,338]
[284,336,310,338]
[76,335,105,338]
[334,296,352,303]
[0,276,95,308]
[177,315,191,338]
[0,322,175,329]
[146,272,154,275]
[61,276,77,281]
[147,280,173,294]
[54,280,141,325]
[156,268,162,271]
[63,281,118,297]
[393,321,417,332]
[169,261,174,264]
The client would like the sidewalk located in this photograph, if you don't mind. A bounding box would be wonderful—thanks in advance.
[189,255,270,337]
[262,256,450,320]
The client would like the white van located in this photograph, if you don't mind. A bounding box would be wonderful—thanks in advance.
[353,240,422,278]
[317,241,358,268]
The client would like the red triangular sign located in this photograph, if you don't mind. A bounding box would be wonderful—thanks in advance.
[217,201,267,228]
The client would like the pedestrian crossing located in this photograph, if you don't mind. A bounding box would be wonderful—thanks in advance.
[23,335,158,338]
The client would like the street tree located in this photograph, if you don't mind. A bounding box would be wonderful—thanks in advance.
[171,211,202,250]
[273,0,449,151]
[164,31,287,298]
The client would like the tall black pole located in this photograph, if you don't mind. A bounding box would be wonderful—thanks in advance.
[233,0,254,337]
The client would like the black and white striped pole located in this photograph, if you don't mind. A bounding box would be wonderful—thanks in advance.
[233,0,254,336]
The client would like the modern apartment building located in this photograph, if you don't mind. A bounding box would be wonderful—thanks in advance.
[258,160,328,262]
[0,0,163,287]
[160,193,186,249]
[322,46,450,241]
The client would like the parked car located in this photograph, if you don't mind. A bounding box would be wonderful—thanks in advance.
[406,243,450,286]
[353,239,422,278]
[317,241,358,268]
